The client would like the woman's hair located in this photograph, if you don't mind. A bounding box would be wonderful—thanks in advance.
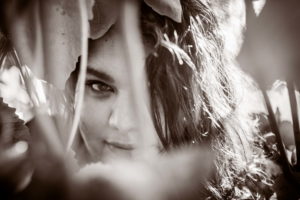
[141,0,272,198]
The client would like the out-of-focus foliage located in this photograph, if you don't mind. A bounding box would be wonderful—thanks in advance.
[90,0,183,39]
[252,81,300,199]
[77,147,213,200]
[0,97,31,197]
[1,0,184,89]
[1,0,94,89]
[144,0,182,23]
[238,0,300,89]
[0,66,33,121]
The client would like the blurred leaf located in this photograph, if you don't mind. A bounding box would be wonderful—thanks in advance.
[90,0,183,39]
[6,0,94,89]
[89,0,119,39]
[144,0,182,23]
[0,97,30,146]
[238,0,300,89]
[4,0,184,90]
[0,142,31,197]
[0,97,31,195]
[77,147,213,200]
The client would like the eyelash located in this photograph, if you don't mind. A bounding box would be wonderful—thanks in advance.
[85,80,115,97]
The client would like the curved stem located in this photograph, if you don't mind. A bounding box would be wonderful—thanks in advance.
[287,80,300,169]
[67,0,89,152]
[262,90,291,175]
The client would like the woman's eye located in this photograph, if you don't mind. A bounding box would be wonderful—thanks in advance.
[85,80,115,97]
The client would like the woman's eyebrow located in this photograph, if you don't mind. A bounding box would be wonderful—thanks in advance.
[86,67,114,83]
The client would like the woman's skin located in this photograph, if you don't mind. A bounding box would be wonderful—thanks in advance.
[79,25,160,163]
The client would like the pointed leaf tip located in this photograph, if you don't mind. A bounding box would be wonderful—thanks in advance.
[144,0,182,23]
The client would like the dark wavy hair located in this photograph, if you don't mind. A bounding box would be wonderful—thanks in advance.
[140,1,272,199]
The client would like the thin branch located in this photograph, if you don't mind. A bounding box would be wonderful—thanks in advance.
[287,80,300,169]
[0,37,10,68]
[262,90,291,174]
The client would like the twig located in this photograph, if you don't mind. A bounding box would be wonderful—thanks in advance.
[287,80,300,169]
[262,90,291,175]
[0,37,10,68]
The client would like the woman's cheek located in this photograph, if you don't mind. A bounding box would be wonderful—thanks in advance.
[79,98,112,156]
[81,97,111,137]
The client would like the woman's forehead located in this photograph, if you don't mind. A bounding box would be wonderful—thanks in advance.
[88,22,148,78]
[89,26,123,62]
[87,26,131,84]
[89,24,120,53]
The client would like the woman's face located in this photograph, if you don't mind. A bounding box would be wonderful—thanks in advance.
[79,25,160,163]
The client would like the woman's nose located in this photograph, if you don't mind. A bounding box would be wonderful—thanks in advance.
[108,92,137,132]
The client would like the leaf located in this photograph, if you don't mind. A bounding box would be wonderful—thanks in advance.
[89,0,183,40]
[238,0,300,89]
[77,147,213,200]
[89,0,120,39]
[144,0,182,23]
[0,97,30,146]
[7,0,94,89]
[5,0,184,90]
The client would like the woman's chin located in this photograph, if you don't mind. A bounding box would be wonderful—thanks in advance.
[100,143,134,164]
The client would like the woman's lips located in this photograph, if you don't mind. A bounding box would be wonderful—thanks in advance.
[101,140,135,162]
[104,140,135,150]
